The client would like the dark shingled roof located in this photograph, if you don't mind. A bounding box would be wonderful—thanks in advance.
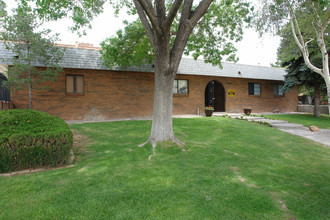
[0,42,286,81]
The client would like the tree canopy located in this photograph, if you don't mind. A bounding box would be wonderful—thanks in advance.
[100,1,252,69]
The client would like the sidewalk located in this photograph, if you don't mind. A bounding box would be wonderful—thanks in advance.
[239,115,330,147]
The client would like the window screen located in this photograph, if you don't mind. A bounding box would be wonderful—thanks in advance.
[274,84,283,95]
[66,75,84,94]
[173,79,188,94]
[248,83,261,95]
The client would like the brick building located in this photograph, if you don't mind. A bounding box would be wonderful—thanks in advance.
[0,43,298,121]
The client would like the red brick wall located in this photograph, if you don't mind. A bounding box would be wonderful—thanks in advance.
[174,75,298,115]
[11,69,298,120]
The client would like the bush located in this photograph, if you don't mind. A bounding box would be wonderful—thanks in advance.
[0,109,73,173]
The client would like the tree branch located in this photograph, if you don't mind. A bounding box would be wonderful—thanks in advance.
[181,0,193,22]
[290,18,323,75]
[133,0,155,46]
[155,0,166,26]
[163,0,183,31]
[308,0,324,29]
[170,0,213,72]
[135,0,163,35]
[311,18,329,78]
[189,0,213,25]
[291,10,305,49]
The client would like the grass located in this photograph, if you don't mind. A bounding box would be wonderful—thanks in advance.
[0,117,329,219]
[263,113,330,129]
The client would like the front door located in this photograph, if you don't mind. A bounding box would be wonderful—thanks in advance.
[206,81,215,108]
[205,80,225,112]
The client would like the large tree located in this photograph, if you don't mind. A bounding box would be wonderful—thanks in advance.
[1,5,64,109]
[100,1,251,151]
[257,0,330,113]
[21,0,252,152]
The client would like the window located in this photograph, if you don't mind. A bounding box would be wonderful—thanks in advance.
[248,83,261,95]
[274,84,284,96]
[173,79,188,94]
[66,75,84,94]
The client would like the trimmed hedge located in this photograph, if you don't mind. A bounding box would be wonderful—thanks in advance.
[0,109,73,173]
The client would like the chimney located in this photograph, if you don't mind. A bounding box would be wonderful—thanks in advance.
[78,42,94,49]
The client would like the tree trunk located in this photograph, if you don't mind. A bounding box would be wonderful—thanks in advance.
[322,74,330,115]
[140,57,183,150]
[139,53,184,155]
[28,45,33,109]
[150,70,175,143]
[29,71,32,109]
[326,81,330,115]
[314,84,320,118]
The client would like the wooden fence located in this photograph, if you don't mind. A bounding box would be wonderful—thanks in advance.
[0,101,13,111]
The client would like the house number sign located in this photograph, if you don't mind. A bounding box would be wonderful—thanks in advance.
[228,90,235,97]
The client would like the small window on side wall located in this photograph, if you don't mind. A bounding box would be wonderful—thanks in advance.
[173,79,188,94]
[248,83,261,95]
[66,75,84,94]
[274,84,284,96]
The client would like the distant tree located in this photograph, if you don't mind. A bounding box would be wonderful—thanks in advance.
[1,5,64,109]
[257,0,330,114]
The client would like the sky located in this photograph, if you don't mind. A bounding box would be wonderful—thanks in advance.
[3,0,280,67]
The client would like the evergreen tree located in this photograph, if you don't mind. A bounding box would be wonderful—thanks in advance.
[1,5,64,109]
[282,56,327,117]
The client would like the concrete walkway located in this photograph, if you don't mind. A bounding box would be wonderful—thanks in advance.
[238,115,330,147]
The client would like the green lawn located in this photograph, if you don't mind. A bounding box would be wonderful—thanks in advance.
[263,113,330,129]
[1,117,329,219]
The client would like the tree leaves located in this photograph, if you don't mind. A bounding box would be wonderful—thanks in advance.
[21,0,107,35]
[101,0,253,68]
[0,0,6,18]
[1,4,64,91]
[100,20,154,68]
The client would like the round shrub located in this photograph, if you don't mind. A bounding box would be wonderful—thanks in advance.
[0,109,73,173]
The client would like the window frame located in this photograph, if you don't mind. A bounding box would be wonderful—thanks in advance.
[66,74,84,95]
[173,79,189,95]
[248,83,261,96]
